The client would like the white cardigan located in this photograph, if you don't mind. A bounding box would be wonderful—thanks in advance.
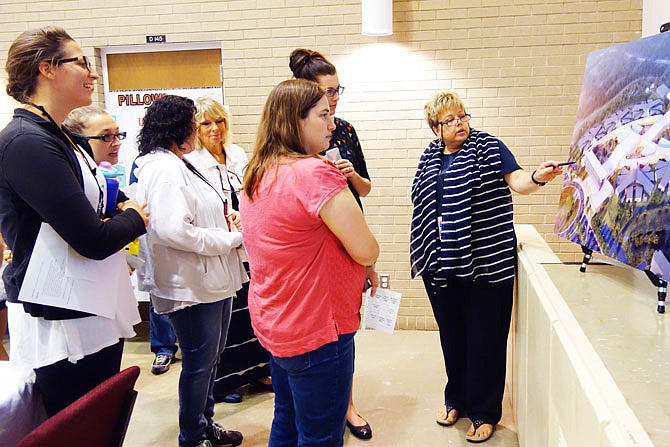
[184,144,247,206]
[185,145,249,263]
[135,149,247,312]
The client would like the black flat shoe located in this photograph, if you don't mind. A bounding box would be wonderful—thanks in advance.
[346,420,372,440]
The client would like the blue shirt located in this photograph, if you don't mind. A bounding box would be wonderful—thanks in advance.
[437,137,520,211]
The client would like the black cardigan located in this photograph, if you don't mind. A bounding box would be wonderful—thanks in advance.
[0,109,146,319]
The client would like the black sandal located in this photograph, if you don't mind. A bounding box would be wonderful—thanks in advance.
[436,404,459,426]
[465,419,494,443]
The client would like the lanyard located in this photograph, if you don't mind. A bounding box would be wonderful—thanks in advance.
[27,103,104,217]
[182,159,229,215]
[215,165,240,211]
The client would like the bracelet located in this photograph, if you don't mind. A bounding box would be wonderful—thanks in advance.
[531,170,546,187]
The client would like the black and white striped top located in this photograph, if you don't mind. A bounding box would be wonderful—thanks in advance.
[410,129,517,287]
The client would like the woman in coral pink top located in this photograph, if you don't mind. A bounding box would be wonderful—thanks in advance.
[240,79,379,447]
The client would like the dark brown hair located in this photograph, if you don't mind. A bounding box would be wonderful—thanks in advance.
[288,48,336,82]
[5,26,74,104]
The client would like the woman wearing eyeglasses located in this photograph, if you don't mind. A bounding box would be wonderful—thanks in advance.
[288,47,377,441]
[411,92,563,443]
[63,105,126,166]
[0,26,148,416]
[184,97,272,404]
[289,48,371,210]
[63,106,132,220]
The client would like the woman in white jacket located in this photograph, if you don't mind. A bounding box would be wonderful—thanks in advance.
[185,97,272,404]
[135,95,246,447]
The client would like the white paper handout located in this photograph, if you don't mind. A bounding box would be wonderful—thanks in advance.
[362,288,402,333]
[17,223,133,319]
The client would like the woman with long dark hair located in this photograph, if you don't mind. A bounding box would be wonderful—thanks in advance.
[289,48,375,440]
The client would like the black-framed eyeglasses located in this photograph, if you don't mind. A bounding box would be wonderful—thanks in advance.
[325,86,345,98]
[438,114,471,127]
[86,132,127,143]
[56,56,92,72]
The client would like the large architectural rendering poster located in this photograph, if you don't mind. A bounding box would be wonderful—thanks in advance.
[554,32,670,280]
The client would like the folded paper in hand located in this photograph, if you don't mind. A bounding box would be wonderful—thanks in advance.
[362,288,402,333]
[17,223,133,319]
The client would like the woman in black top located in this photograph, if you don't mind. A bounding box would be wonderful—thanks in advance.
[289,47,376,441]
[0,26,148,416]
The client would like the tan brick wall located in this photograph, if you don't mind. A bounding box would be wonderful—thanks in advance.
[0,0,643,329]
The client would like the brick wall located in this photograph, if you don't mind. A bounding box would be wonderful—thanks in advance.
[0,0,643,329]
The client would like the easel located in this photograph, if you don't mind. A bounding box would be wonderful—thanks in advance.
[645,270,667,314]
[579,244,667,314]
[579,245,592,273]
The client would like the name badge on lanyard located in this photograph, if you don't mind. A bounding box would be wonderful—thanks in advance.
[437,216,446,242]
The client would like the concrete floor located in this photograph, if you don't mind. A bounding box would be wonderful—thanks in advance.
[121,328,519,447]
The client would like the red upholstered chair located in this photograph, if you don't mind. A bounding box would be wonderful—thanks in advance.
[17,365,140,447]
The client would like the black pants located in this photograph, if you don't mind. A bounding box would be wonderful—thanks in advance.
[422,275,513,425]
[34,339,124,417]
[213,278,270,400]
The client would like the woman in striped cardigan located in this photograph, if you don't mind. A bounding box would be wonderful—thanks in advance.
[410,91,563,443]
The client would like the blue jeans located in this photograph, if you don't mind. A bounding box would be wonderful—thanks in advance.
[269,332,355,447]
[169,299,233,447]
[149,298,178,357]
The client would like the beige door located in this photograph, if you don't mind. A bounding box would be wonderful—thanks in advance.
[102,46,224,172]
[106,48,222,92]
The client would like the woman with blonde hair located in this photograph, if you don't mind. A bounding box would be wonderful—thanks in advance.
[185,97,271,403]
[411,91,563,443]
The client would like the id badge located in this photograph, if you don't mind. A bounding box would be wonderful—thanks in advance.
[437,216,446,242]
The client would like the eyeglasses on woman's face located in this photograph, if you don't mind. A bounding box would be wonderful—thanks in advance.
[86,132,127,143]
[325,86,345,98]
[56,55,92,73]
[199,118,226,128]
[438,114,471,127]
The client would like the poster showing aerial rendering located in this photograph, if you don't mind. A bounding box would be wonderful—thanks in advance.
[554,31,670,280]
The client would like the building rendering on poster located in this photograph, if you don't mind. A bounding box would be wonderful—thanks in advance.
[554,31,670,280]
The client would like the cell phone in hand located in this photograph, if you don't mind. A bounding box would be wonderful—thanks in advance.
[325,148,341,162]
